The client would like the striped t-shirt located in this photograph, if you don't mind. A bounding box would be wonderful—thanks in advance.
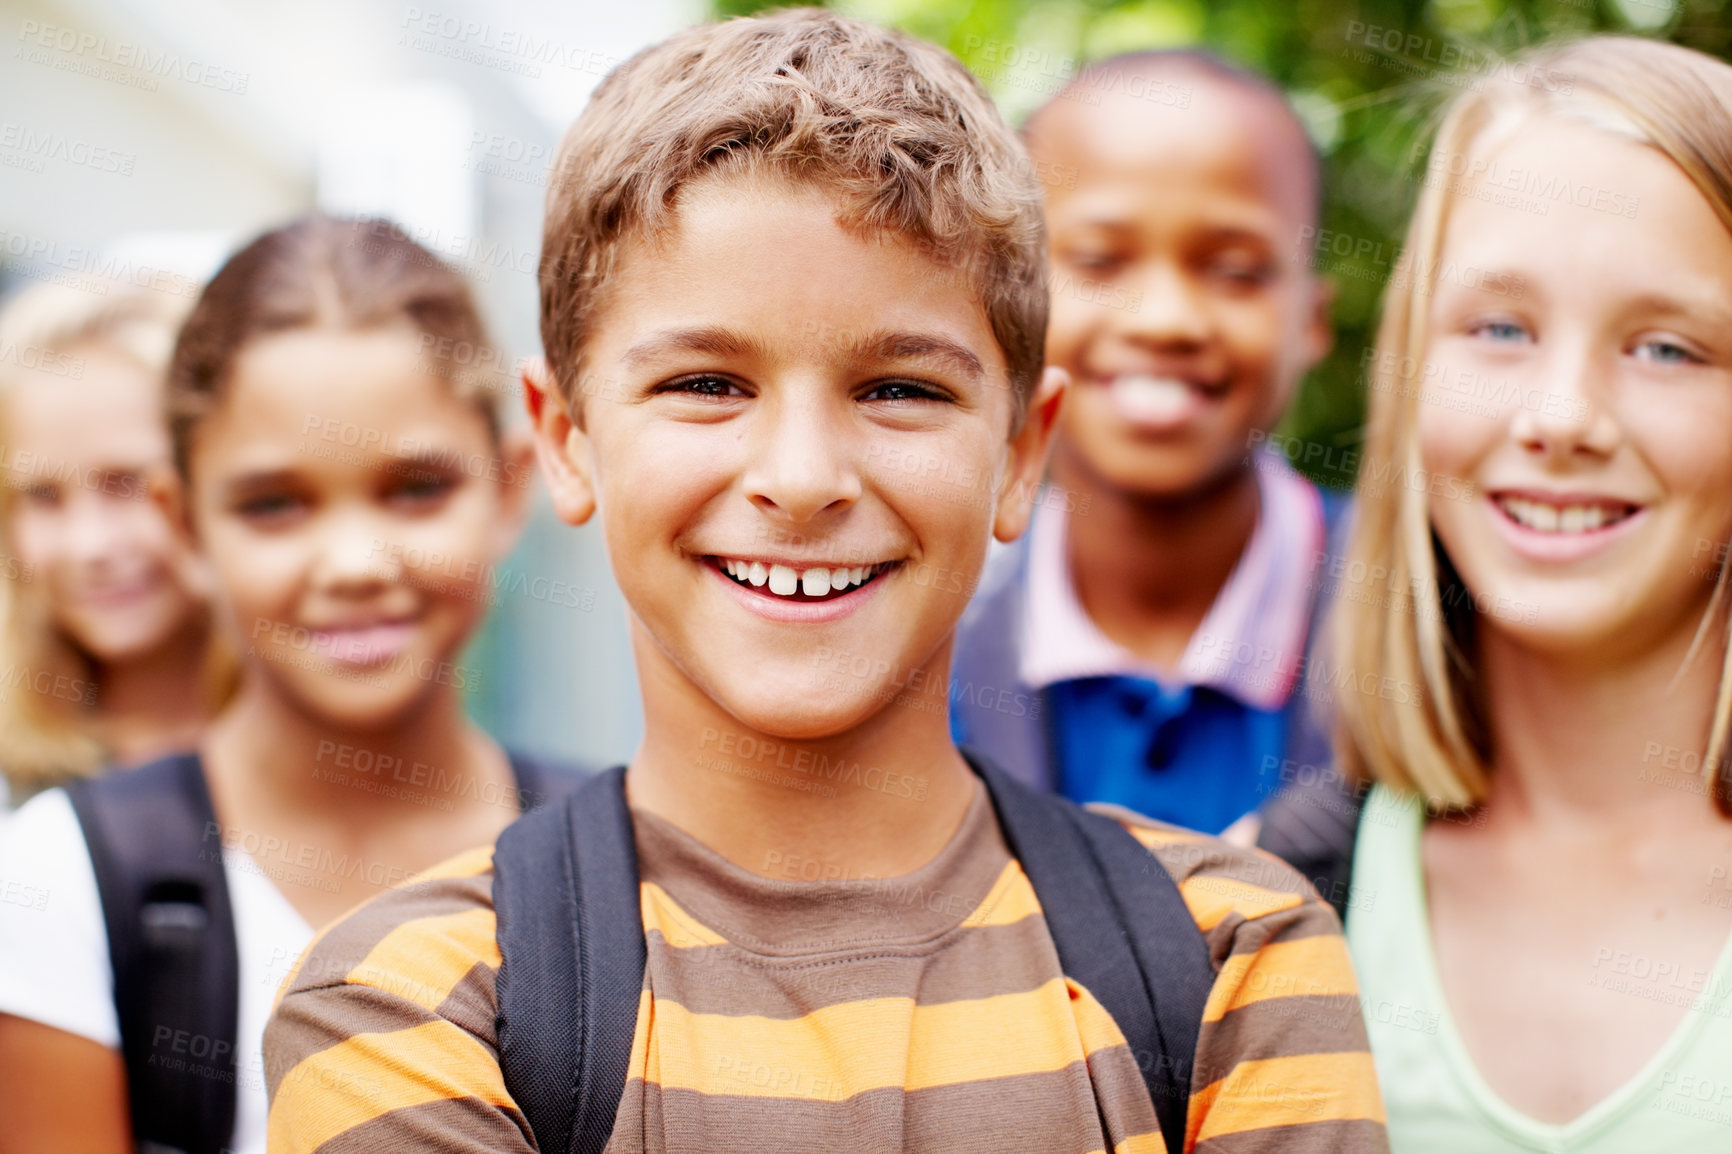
[263,782,1387,1152]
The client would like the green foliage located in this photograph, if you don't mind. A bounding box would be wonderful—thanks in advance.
[711,0,1726,488]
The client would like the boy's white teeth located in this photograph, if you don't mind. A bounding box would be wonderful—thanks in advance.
[718,557,885,598]
[1113,375,1193,420]
[1498,496,1626,534]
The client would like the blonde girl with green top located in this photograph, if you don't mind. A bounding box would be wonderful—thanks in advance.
[1331,35,1732,1153]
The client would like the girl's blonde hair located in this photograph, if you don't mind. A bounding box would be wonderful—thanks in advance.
[1336,35,1732,813]
[0,281,196,792]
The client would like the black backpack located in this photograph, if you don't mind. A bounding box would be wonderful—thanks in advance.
[493,752,1217,1154]
[65,748,582,1154]
[1254,766,1367,922]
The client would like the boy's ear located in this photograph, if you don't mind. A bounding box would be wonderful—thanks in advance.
[485,425,538,562]
[993,366,1068,544]
[521,355,598,526]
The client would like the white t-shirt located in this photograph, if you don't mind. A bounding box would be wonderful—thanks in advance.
[0,788,313,1154]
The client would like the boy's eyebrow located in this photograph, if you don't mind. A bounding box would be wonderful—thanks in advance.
[220,468,301,496]
[622,327,766,368]
[622,326,986,383]
[851,331,986,383]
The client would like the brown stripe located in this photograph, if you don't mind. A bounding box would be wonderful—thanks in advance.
[609,1065,1138,1154]
[264,984,441,1101]
[1196,896,1339,972]
[1192,995,1372,1088]
[309,1096,536,1154]
[1144,836,1317,901]
[1219,905,1339,959]
[1193,902,1343,995]
[1193,1117,1389,1153]
[1082,1042,1164,1145]
[630,782,1013,954]
[283,871,495,998]
[434,960,503,1052]
[642,914,1058,1018]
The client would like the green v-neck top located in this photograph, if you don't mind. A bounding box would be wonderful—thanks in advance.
[1346,784,1732,1152]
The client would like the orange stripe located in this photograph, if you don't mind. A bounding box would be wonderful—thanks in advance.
[1189,1052,1385,1147]
[1066,978,1129,1054]
[1186,1075,1224,1152]
[267,1019,516,1154]
[1178,874,1303,933]
[1203,935,1361,1022]
[1120,823,1208,853]
[637,978,1101,1098]
[271,847,495,1008]
[960,861,1043,929]
[347,908,500,1012]
[641,881,729,947]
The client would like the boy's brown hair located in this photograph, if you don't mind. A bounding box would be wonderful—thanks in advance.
[538,7,1048,418]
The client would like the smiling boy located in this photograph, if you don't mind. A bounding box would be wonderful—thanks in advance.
[953,52,1344,838]
[262,13,1386,1153]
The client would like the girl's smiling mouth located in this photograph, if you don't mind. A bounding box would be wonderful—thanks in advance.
[305,619,418,666]
[1492,492,1640,535]
[1485,489,1647,562]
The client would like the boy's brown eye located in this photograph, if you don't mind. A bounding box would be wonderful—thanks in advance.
[1063,250,1125,275]
[862,381,948,403]
[1208,255,1275,285]
[235,492,305,523]
[19,483,60,507]
[659,376,744,398]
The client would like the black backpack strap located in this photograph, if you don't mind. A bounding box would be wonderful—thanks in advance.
[968,753,1213,1154]
[65,752,238,1154]
[1256,772,1366,923]
[1279,484,1354,774]
[505,750,588,812]
[497,757,1214,1154]
[1260,484,1366,922]
[494,766,644,1154]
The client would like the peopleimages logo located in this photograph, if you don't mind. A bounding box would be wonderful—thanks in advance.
[16,19,251,93]
[0,123,135,175]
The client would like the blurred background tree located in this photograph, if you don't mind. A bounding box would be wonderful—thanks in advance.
[712,0,1720,489]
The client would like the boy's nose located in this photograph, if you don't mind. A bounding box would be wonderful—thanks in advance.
[740,393,863,524]
[1120,262,1212,348]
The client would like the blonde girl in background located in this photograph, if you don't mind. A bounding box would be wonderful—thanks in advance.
[1316,35,1732,1153]
[0,283,215,805]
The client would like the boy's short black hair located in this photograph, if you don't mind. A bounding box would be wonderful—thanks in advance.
[1028,48,1323,227]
